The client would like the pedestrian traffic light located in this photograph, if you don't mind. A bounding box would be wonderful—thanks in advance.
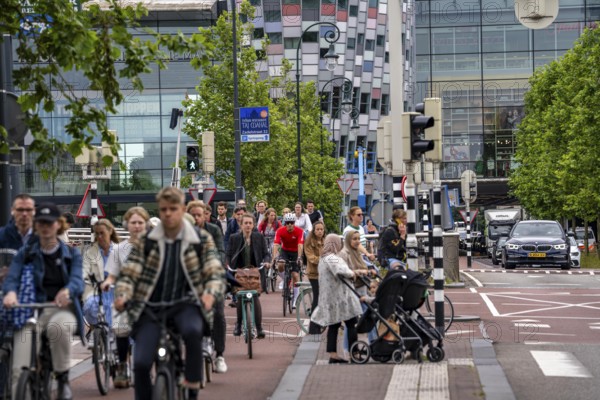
[401,110,435,162]
[186,143,200,173]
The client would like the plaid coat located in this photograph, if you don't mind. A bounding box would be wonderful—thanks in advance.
[115,219,225,328]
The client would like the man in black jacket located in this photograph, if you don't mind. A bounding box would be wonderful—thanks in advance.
[226,213,271,338]
[187,201,228,374]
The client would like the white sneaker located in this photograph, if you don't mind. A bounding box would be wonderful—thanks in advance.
[215,356,228,373]
[278,282,283,290]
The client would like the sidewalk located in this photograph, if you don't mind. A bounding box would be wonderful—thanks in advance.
[270,257,515,400]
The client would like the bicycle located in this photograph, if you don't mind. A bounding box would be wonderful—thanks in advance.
[266,265,278,293]
[12,302,57,400]
[294,282,325,335]
[137,297,195,400]
[88,274,119,395]
[275,259,297,317]
[200,336,213,389]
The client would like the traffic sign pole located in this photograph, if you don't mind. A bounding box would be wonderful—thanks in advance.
[405,162,418,271]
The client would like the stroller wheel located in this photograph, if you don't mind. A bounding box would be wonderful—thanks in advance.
[391,349,405,364]
[350,340,371,364]
[426,346,445,363]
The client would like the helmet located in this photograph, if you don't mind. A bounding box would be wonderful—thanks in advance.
[282,213,297,223]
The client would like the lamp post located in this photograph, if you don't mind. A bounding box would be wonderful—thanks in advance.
[231,0,243,202]
[296,22,341,203]
[319,77,353,158]
[330,106,360,159]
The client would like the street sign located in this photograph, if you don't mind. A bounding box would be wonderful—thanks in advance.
[76,184,106,218]
[188,187,217,204]
[336,178,356,194]
[458,209,479,224]
[240,107,270,142]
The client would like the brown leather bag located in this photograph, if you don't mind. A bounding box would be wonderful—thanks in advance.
[235,267,262,293]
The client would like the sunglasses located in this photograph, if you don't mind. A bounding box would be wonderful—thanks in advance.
[355,213,363,217]
[285,221,295,225]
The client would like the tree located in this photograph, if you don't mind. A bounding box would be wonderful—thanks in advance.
[510,26,600,231]
[183,2,344,231]
[0,0,212,166]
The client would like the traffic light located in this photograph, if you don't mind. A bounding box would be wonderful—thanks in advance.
[423,98,442,162]
[401,110,435,162]
[461,170,477,203]
[169,108,182,130]
[186,143,200,173]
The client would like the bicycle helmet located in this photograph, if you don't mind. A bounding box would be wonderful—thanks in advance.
[282,213,297,223]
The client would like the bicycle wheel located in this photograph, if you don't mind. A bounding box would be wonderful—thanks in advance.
[287,281,293,316]
[282,276,289,317]
[425,292,454,332]
[245,301,253,359]
[295,288,313,334]
[92,328,110,395]
[152,372,170,400]
[15,370,34,400]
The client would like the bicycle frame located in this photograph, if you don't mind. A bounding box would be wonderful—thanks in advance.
[236,290,258,359]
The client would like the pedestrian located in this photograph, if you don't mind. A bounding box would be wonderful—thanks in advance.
[293,201,312,233]
[101,206,151,388]
[253,199,268,226]
[306,199,324,225]
[227,213,270,338]
[343,206,376,263]
[378,209,407,270]
[364,218,378,254]
[2,202,85,400]
[58,212,75,244]
[258,208,281,253]
[303,220,325,334]
[224,205,246,252]
[215,201,230,235]
[187,201,228,373]
[310,234,366,363]
[114,187,225,400]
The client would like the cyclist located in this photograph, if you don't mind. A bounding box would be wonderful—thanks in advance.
[114,187,225,400]
[272,213,304,307]
[2,202,85,400]
[227,213,270,339]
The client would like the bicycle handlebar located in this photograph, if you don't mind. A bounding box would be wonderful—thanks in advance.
[227,264,266,273]
[9,302,58,310]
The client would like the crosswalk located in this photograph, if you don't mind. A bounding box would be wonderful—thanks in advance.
[530,351,593,378]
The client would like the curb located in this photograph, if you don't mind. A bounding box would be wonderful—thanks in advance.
[471,339,515,400]
[269,335,320,400]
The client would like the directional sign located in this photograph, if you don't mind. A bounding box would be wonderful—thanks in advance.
[240,107,270,142]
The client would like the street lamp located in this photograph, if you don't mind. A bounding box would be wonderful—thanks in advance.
[319,77,353,158]
[296,22,341,203]
[231,0,243,202]
[330,106,360,159]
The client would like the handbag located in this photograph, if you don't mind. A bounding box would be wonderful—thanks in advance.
[234,266,262,293]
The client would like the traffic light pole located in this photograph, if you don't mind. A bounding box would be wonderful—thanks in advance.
[0,35,13,225]
[432,162,445,336]
[405,161,418,271]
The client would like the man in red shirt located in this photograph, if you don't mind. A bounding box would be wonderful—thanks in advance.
[272,213,304,306]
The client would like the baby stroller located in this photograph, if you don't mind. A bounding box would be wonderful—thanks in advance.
[343,269,445,364]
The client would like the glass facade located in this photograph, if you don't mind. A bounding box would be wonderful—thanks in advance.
[416,0,600,180]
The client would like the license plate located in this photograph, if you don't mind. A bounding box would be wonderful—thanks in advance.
[528,252,546,258]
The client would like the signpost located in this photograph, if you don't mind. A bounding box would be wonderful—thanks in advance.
[240,107,270,142]
[461,170,477,268]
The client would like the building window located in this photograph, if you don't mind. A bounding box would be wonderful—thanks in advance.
[364,61,374,72]
[284,37,300,49]
[360,93,370,114]
[349,5,359,16]
[268,32,282,44]
[368,0,378,7]
[381,94,389,115]
[357,33,364,46]
[365,39,375,51]
[303,31,318,43]
[339,135,348,159]
[384,51,389,63]
[337,0,348,9]
[250,0,261,5]
[371,98,380,110]
[352,87,360,110]
[254,28,265,39]
[265,10,281,22]
[377,34,385,46]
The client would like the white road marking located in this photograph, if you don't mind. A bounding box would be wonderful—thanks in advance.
[524,341,559,345]
[461,271,482,287]
[512,319,540,322]
[531,351,592,378]
[479,293,500,317]
[486,283,511,285]
[536,283,581,286]
[481,293,600,317]
[527,275,544,278]
[523,332,575,336]
[514,323,550,328]
[470,287,478,293]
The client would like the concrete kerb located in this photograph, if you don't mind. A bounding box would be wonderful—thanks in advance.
[471,339,516,400]
[269,335,320,400]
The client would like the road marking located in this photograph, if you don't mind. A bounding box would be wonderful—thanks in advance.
[531,351,592,378]
[479,293,500,317]
[461,271,483,287]
[522,332,575,336]
[515,323,550,328]
[481,293,600,317]
[384,362,450,400]
[524,341,559,345]
[486,282,510,285]
[470,287,478,293]
[536,283,581,286]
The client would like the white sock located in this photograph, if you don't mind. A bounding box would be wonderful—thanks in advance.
[293,287,299,303]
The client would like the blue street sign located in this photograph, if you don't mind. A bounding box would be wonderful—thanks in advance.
[240,107,270,142]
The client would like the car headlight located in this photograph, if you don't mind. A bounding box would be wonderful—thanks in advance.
[506,243,520,250]
[553,244,567,250]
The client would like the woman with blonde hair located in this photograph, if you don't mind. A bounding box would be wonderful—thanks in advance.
[303,220,325,334]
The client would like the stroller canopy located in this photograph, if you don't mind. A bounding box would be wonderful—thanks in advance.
[375,269,429,318]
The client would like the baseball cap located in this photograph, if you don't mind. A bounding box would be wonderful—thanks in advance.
[35,203,61,223]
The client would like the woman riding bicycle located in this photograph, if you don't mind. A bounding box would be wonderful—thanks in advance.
[2,202,84,400]
[227,213,270,339]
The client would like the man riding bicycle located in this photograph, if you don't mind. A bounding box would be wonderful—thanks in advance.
[272,213,304,306]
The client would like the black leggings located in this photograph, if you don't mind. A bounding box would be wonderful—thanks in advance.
[326,317,358,353]
[308,279,322,334]
[116,336,130,363]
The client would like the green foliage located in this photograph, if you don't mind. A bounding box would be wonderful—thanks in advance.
[0,0,212,167]
[510,26,600,224]
[183,3,344,232]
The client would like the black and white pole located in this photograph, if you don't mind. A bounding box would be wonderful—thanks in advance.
[392,176,403,207]
[405,163,418,271]
[432,163,445,336]
[90,180,98,242]
[422,193,431,269]
[466,200,472,268]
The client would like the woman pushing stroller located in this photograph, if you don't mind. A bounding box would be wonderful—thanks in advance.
[310,234,369,363]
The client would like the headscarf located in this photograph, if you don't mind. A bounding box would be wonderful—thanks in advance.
[321,233,343,257]
[339,230,367,272]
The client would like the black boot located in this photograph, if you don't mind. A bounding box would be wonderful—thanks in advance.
[56,370,72,400]
[188,388,199,400]
[233,323,241,336]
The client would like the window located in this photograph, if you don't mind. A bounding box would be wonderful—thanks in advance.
[365,39,375,51]
[302,31,318,43]
[347,38,356,49]
[268,32,282,44]
[265,10,281,22]
[349,5,359,16]
[357,33,364,45]
[360,93,370,114]
[368,0,378,7]
[376,35,385,46]
[384,51,389,63]
[338,0,348,10]
[371,98,380,110]
[381,94,389,115]
[339,135,348,159]
[352,87,360,110]
[363,61,374,72]
[250,0,261,5]
[284,37,300,49]
[253,28,265,39]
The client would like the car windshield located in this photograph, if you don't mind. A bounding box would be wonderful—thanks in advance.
[512,223,563,237]
[489,225,512,239]
[497,237,508,246]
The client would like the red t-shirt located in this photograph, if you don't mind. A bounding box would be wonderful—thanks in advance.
[274,226,304,252]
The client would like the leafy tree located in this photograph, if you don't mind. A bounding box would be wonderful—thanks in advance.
[183,2,344,232]
[511,26,600,233]
[0,0,212,165]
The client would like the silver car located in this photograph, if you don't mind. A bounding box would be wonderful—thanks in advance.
[569,236,581,268]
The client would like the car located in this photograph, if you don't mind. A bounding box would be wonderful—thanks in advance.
[575,227,596,252]
[501,220,570,270]
[568,236,581,268]
[491,236,508,266]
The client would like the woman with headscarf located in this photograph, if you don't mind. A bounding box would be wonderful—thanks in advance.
[310,234,366,363]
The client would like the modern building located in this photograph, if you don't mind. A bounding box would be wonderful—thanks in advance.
[415,0,600,205]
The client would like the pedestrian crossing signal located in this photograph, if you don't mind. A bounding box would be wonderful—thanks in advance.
[186,144,199,173]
